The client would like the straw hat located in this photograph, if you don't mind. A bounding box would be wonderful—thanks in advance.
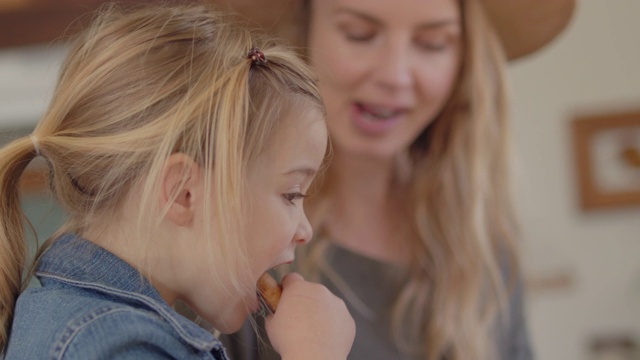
[219,0,577,61]
[0,0,576,59]
[481,0,577,59]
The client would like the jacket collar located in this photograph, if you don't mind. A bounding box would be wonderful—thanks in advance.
[36,233,222,354]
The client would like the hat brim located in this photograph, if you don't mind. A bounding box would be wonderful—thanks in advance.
[482,0,577,60]
[229,0,577,61]
[0,0,576,59]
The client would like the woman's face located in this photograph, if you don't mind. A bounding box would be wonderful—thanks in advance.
[308,0,462,160]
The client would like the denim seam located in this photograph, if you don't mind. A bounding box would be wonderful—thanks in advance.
[51,306,136,359]
[38,272,217,351]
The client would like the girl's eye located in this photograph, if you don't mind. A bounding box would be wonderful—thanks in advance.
[283,192,308,205]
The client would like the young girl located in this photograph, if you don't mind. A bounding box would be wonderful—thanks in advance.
[0,3,354,359]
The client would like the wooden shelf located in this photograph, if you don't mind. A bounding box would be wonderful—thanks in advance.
[0,0,299,49]
[0,1,108,48]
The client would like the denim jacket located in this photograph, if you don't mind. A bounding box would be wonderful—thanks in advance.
[5,234,229,360]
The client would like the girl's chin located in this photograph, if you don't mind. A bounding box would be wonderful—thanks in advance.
[213,311,251,335]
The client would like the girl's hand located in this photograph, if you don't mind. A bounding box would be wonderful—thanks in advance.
[264,272,355,360]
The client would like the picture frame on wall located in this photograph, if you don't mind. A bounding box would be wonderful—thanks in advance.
[572,110,640,210]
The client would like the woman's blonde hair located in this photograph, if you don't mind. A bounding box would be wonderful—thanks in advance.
[297,1,520,359]
[0,3,323,350]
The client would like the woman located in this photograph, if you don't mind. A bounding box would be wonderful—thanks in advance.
[220,0,576,359]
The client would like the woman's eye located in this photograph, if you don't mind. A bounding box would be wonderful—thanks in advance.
[415,33,459,52]
[283,192,308,205]
[416,38,449,52]
[339,22,376,43]
[345,31,375,42]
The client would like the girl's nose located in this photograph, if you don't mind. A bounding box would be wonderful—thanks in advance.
[294,214,313,245]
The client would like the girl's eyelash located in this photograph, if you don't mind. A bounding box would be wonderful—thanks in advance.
[283,192,308,204]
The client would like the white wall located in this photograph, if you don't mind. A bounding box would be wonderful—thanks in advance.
[0,44,66,128]
[1,2,639,359]
[508,1,640,359]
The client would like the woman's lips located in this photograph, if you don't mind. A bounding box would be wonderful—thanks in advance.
[351,103,405,135]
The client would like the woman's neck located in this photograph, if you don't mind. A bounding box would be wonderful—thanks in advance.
[324,152,411,264]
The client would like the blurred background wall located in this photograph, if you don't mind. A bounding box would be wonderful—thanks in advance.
[0,1,638,359]
[508,1,640,359]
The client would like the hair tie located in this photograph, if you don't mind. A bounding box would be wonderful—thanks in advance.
[30,135,41,157]
[247,47,267,66]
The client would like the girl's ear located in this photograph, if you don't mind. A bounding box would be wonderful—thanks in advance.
[160,153,202,227]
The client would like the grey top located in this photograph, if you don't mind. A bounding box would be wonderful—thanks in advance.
[220,243,533,360]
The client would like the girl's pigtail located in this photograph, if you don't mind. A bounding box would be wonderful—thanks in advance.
[0,136,40,349]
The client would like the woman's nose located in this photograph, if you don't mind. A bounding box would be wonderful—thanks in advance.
[372,40,414,91]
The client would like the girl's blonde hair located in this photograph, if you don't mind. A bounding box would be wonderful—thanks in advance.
[0,3,323,350]
[297,1,520,359]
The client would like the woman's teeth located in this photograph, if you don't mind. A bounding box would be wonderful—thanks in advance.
[360,104,402,120]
